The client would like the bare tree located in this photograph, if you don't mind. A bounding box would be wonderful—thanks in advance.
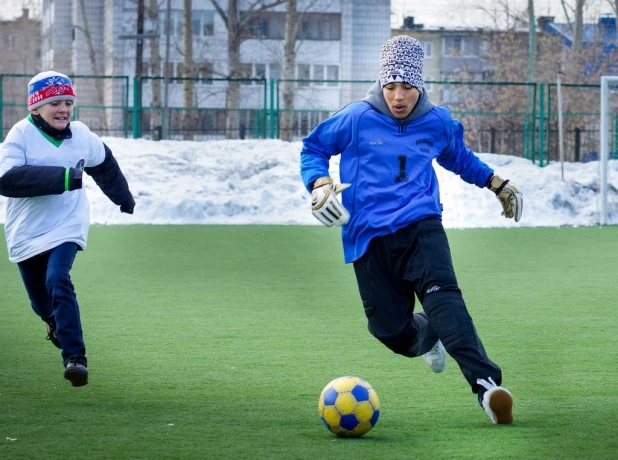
[76,0,108,132]
[271,0,325,141]
[472,0,529,29]
[561,0,587,62]
[147,0,163,139]
[182,0,194,139]
[606,0,618,19]
[528,0,535,81]
[280,0,299,141]
[210,0,286,138]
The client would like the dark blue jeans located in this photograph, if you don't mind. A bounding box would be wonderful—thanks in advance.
[18,242,86,365]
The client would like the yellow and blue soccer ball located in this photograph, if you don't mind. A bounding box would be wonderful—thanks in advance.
[318,376,380,437]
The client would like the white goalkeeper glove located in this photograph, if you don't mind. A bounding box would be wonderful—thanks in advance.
[487,175,523,222]
[311,177,351,227]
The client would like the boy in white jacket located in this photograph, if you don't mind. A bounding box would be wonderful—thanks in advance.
[0,71,135,387]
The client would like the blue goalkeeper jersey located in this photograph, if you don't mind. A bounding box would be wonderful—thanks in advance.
[300,84,494,264]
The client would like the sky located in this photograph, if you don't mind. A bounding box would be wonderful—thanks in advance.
[2,0,615,27]
[390,0,614,28]
[1,137,616,233]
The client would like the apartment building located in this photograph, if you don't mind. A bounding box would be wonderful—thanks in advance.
[39,0,391,138]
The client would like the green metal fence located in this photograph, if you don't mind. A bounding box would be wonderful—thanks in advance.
[273,79,541,160]
[545,83,612,163]
[131,76,268,140]
[2,74,616,166]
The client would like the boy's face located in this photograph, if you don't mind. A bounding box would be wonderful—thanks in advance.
[382,83,420,119]
[32,100,73,130]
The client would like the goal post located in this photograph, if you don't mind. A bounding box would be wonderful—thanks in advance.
[600,76,618,225]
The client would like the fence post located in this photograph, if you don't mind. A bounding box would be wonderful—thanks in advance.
[539,83,545,167]
[490,127,496,153]
[574,128,581,162]
[528,82,538,163]
[0,75,3,142]
[269,79,275,139]
[615,115,618,160]
[263,79,267,139]
[124,76,130,138]
[132,76,140,139]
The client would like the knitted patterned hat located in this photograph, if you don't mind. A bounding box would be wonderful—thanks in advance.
[28,71,76,111]
[379,36,424,91]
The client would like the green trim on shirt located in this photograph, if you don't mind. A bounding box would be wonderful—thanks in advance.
[27,114,64,148]
[65,168,70,191]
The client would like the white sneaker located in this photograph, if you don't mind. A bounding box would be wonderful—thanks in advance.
[477,377,513,424]
[423,340,447,373]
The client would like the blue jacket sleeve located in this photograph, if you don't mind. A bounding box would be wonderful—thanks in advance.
[436,118,493,188]
[300,107,354,192]
[84,143,134,212]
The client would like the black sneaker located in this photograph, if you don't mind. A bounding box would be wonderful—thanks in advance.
[64,355,88,387]
[44,317,62,349]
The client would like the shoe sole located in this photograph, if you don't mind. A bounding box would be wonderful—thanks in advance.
[64,369,89,387]
[489,389,513,424]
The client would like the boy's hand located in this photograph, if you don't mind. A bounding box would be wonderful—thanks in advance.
[487,175,523,222]
[120,196,135,214]
[311,177,350,227]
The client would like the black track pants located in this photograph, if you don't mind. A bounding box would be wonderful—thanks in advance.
[353,217,502,396]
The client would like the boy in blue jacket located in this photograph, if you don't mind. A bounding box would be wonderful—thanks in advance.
[0,71,135,387]
[301,36,522,424]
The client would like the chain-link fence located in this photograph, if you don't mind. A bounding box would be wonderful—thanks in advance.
[132,77,268,141]
[2,74,616,165]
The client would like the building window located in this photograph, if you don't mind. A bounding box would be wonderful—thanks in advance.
[299,65,340,86]
[444,36,463,56]
[123,7,213,37]
[481,70,494,81]
[239,63,267,85]
[443,36,479,57]
[269,63,282,80]
[254,64,266,79]
[326,65,339,86]
[299,13,341,40]
[241,12,340,40]
[193,11,215,36]
[169,10,184,36]
[313,65,325,81]
[422,41,434,58]
[480,40,490,56]
[297,64,311,86]
[4,34,16,49]
[242,12,284,39]
[238,63,253,79]
[197,63,214,83]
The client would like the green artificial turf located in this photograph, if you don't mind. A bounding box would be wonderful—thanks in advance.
[0,225,617,459]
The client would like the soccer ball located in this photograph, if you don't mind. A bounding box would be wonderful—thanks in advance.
[318,376,380,437]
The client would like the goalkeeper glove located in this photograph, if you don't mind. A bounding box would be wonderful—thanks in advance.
[487,175,523,222]
[311,177,350,227]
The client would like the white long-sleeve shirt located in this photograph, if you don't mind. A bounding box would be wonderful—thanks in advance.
[0,117,105,263]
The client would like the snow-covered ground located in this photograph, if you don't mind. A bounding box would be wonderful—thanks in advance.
[1,137,617,227]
